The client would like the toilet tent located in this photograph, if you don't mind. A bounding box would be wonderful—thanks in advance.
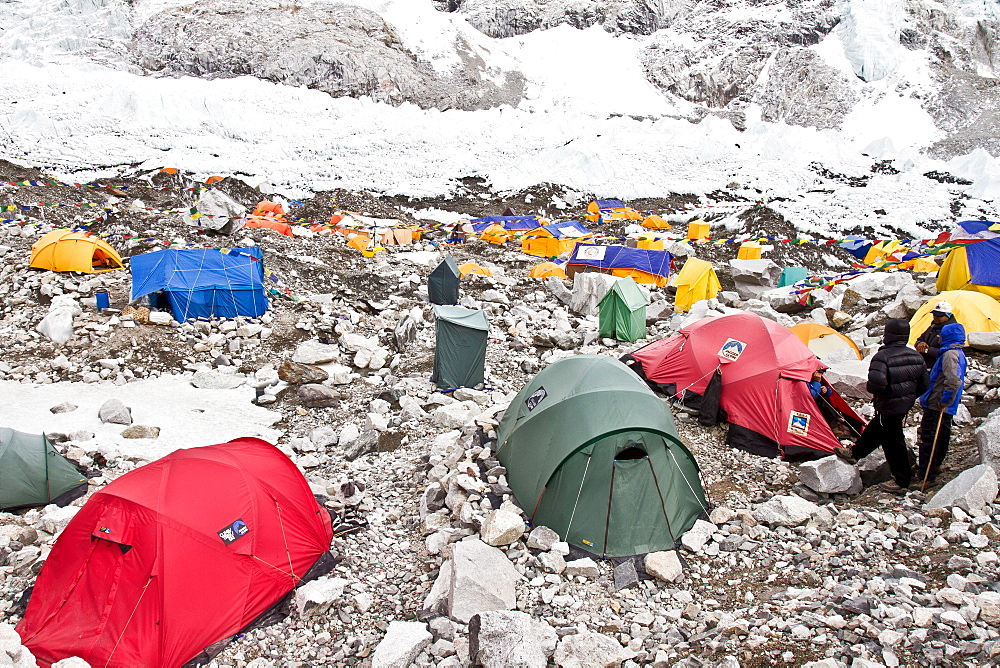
[0,428,88,511]
[598,278,649,342]
[30,229,124,273]
[18,438,334,668]
[432,306,489,389]
[496,355,707,558]
[130,247,269,321]
[428,255,461,305]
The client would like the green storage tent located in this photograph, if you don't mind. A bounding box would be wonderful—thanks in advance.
[496,355,707,558]
[428,255,461,305]
[0,428,88,510]
[598,277,648,342]
[432,306,489,389]
[778,266,809,287]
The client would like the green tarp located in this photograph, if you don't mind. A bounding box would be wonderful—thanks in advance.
[428,255,461,305]
[496,355,707,557]
[432,306,489,389]
[0,428,87,510]
[598,277,648,342]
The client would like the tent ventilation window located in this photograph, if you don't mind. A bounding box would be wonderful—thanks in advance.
[614,447,648,461]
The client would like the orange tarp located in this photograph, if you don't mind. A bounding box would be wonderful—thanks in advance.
[247,201,293,236]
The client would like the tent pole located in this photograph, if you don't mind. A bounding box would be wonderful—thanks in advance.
[43,432,51,502]
[603,463,616,560]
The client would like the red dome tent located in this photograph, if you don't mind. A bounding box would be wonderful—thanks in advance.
[627,313,864,460]
[18,438,333,667]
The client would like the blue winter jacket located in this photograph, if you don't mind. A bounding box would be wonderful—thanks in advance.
[919,323,968,415]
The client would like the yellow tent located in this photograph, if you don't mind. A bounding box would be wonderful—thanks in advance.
[29,229,124,273]
[936,245,1000,299]
[789,322,861,360]
[479,224,511,245]
[635,238,664,251]
[673,257,721,312]
[459,263,493,277]
[908,290,1000,346]
[585,200,642,223]
[641,215,671,230]
[899,256,939,273]
[520,225,592,258]
[529,262,567,279]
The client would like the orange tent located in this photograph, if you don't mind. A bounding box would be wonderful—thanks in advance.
[246,201,293,236]
[529,262,567,279]
[642,216,671,230]
[480,224,511,245]
[459,263,493,277]
[789,322,862,360]
[30,230,124,273]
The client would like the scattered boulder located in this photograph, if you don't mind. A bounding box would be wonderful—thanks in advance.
[98,398,132,425]
[293,576,347,617]
[554,630,635,668]
[36,295,82,345]
[526,525,560,551]
[371,621,433,668]
[448,539,519,623]
[797,457,862,495]
[976,408,1000,476]
[644,550,683,583]
[753,495,823,526]
[479,509,525,546]
[120,425,160,439]
[278,360,329,384]
[468,610,557,668]
[297,384,341,408]
[291,340,341,364]
[968,332,1000,352]
[49,401,77,414]
[564,557,599,578]
[190,369,245,389]
[925,464,999,513]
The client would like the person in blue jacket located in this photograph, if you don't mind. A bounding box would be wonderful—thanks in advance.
[916,322,968,485]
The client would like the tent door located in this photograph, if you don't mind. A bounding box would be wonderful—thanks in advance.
[604,443,676,558]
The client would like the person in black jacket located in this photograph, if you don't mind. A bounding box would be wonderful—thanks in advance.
[835,318,929,492]
[915,300,958,368]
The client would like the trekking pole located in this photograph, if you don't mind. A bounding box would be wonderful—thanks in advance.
[921,410,946,493]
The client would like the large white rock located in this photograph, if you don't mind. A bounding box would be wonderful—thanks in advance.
[36,294,82,345]
[798,457,863,495]
[571,272,620,316]
[449,539,520,623]
[976,409,1000,476]
[371,621,433,668]
[843,272,913,301]
[644,551,683,583]
[479,509,525,546]
[52,658,91,668]
[925,464,999,513]
[728,259,780,286]
[0,622,39,668]
[753,495,823,526]
[680,519,717,552]
[190,369,245,389]
[41,505,80,535]
[823,359,872,399]
[293,576,347,617]
[968,332,1000,353]
[431,402,479,429]
[554,631,636,668]
[564,557,600,578]
[185,188,246,234]
[339,332,378,353]
[469,610,557,667]
[292,340,341,364]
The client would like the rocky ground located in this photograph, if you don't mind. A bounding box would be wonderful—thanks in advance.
[2,160,1000,668]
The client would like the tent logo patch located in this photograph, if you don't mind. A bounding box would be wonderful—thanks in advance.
[787,411,811,436]
[218,518,249,545]
[576,245,606,261]
[525,386,548,411]
[718,338,746,362]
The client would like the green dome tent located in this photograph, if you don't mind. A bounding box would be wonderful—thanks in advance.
[428,255,461,305]
[432,306,489,389]
[496,355,707,558]
[0,428,88,510]
[598,277,649,342]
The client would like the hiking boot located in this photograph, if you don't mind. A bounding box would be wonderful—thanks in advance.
[833,446,856,464]
[879,480,910,494]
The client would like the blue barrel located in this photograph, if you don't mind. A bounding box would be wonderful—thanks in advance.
[95,289,110,310]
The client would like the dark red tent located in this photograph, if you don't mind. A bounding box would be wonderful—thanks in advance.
[18,438,333,667]
[629,312,865,460]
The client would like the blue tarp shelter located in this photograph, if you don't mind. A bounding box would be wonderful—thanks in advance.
[130,247,269,321]
[595,199,626,210]
[566,244,673,286]
[469,216,539,232]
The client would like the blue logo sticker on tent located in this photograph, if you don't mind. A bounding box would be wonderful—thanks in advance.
[718,338,746,362]
[218,518,250,545]
[787,411,811,436]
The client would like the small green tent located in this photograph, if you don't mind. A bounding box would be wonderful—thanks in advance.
[0,428,88,510]
[432,306,489,389]
[496,355,707,558]
[428,255,461,305]
[598,277,648,342]
[778,266,808,287]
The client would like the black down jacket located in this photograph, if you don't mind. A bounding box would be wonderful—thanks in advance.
[867,331,930,416]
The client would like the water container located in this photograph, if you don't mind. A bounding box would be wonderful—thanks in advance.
[95,289,110,310]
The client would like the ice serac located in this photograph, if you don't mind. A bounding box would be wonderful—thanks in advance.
[838,0,903,82]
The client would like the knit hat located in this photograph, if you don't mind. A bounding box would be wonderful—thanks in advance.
[931,300,953,316]
[885,318,910,337]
